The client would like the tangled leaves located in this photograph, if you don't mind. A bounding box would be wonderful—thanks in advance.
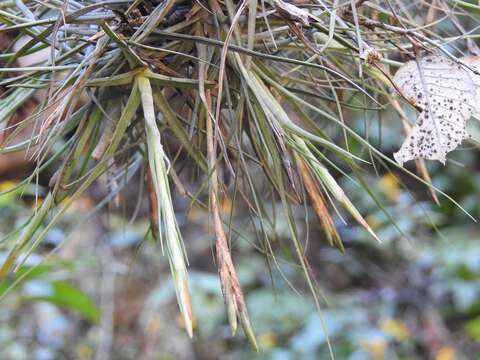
[393,54,479,165]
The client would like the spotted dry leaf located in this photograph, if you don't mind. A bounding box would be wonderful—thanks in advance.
[393,54,476,165]
[460,55,480,117]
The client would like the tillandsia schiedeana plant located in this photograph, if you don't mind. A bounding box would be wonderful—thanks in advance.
[1,0,480,353]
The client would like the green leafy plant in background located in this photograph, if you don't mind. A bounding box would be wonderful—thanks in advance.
[0,0,479,354]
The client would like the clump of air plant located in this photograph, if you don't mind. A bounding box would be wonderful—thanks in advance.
[0,0,476,352]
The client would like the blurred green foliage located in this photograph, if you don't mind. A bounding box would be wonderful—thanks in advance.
[1,143,480,358]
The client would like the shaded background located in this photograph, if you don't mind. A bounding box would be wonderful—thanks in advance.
[0,126,479,360]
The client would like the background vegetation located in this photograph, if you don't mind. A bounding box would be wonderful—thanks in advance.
[0,0,480,358]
